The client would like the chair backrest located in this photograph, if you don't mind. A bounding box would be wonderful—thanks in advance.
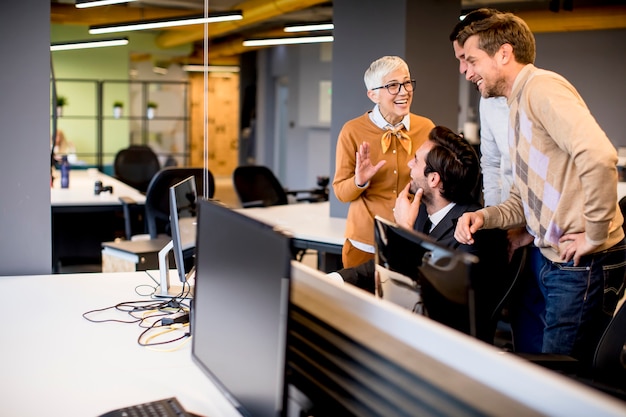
[373,216,480,337]
[113,145,161,193]
[232,165,288,207]
[144,167,215,239]
[490,245,528,324]
[592,298,626,387]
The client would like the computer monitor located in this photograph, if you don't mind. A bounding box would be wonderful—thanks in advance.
[191,198,293,417]
[373,215,479,336]
[169,175,197,282]
[154,175,197,298]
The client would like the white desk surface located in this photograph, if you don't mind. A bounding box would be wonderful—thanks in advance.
[236,201,345,246]
[237,189,626,248]
[0,271,240,417]
[51,169,146,207]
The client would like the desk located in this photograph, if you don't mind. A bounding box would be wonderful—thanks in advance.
[51,169,146,272]
[290,262,626,416]
[101,217,197,273]
[237,202,346,272]
[0,271,241,417]
[2,267,623,417]
[51,168,146,209]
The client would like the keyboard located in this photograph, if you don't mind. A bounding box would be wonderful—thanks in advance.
[99,397,194,417]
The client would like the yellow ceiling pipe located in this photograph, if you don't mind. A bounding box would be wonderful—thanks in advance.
[51,3,202,26]
[517,6,626,33]
[156,0,329,49]
[203,28,286,60]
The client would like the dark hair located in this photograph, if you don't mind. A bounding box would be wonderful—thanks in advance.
[457,12,536,64]
[449,8,501,42]
[424,126,479,204]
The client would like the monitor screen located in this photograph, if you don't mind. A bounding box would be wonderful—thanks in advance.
[192,198,293,417]
[169,175,198,284]
[373,215,479,336]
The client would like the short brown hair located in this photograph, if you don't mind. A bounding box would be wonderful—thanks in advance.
[457,12,535,65]
[448,8,500,42]
[425,126,479,204]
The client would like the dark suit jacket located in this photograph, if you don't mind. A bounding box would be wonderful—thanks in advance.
[338,202,510,343]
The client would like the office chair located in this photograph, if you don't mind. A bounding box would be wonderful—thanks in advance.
[119,167,215,241]
[233,165,327,208]
[515,299,626,401]
[488,246,529,349]
[113,145,161,194]
[373,216,480,338]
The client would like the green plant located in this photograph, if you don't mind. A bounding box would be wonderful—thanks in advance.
[113,101,124,108]
[147,101,158,109]
[56,96,68,107]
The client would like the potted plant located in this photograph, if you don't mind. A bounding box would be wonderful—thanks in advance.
[56,95,68,117]
[147,101,158,119]
[113,101,124,118]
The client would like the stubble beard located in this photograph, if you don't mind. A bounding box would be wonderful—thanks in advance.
[483,76,508,99]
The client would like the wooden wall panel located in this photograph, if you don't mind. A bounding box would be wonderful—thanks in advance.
[189,72,240,177]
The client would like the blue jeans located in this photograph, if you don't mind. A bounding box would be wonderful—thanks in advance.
[510,240,626,364]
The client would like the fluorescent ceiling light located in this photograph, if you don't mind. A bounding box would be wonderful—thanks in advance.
[89,11,243,34]
[243,35,334,47]
[284,22,334,33]
[76,0,136,8]
[50,37,129,51]
[182,65,240,73]
[152,66,168,75]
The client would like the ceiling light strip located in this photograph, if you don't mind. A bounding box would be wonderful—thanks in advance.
[50,37,129,51]
[243,35,334,47]
[76,0,136,8]
[284,23,334,33]
[89,11,243,34]
[182,65,240,73]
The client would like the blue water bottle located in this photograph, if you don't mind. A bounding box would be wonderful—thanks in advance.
[60,155,70,189]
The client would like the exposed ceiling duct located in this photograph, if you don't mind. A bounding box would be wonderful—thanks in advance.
[156,0,331,49]
[51,0,626,63]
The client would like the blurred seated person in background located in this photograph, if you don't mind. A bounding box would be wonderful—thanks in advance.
[52,129,77,163]
[330,126,509,343]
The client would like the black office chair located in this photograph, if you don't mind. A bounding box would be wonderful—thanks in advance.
[514,299,626,401]
[233,165,327,208]
[489,245,529,349]
[113,145,161,194]
[119,167,215,241]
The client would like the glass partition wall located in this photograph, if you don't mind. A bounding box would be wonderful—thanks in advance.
[51,78,190,172]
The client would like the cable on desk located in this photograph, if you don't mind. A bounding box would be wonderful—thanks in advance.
[133,306,190,329]
[82,299,177,324]
[137,320,191,349]
[143,270,194,305]
[82,285,193,349]
[147,279,194,303]
[135,283,159,297]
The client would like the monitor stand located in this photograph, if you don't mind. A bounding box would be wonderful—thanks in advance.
[152,240,194,299]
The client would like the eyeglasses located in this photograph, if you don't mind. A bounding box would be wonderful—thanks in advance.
[371,79,416,95]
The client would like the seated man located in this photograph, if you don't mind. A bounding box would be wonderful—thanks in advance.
[333,126,510,344]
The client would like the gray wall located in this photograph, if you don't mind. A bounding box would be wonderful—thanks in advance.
[329,0,460,218]
[0,0,51,275]
[534,29,626,148]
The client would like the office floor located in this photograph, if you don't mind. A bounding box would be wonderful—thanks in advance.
[213,175,241,209]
